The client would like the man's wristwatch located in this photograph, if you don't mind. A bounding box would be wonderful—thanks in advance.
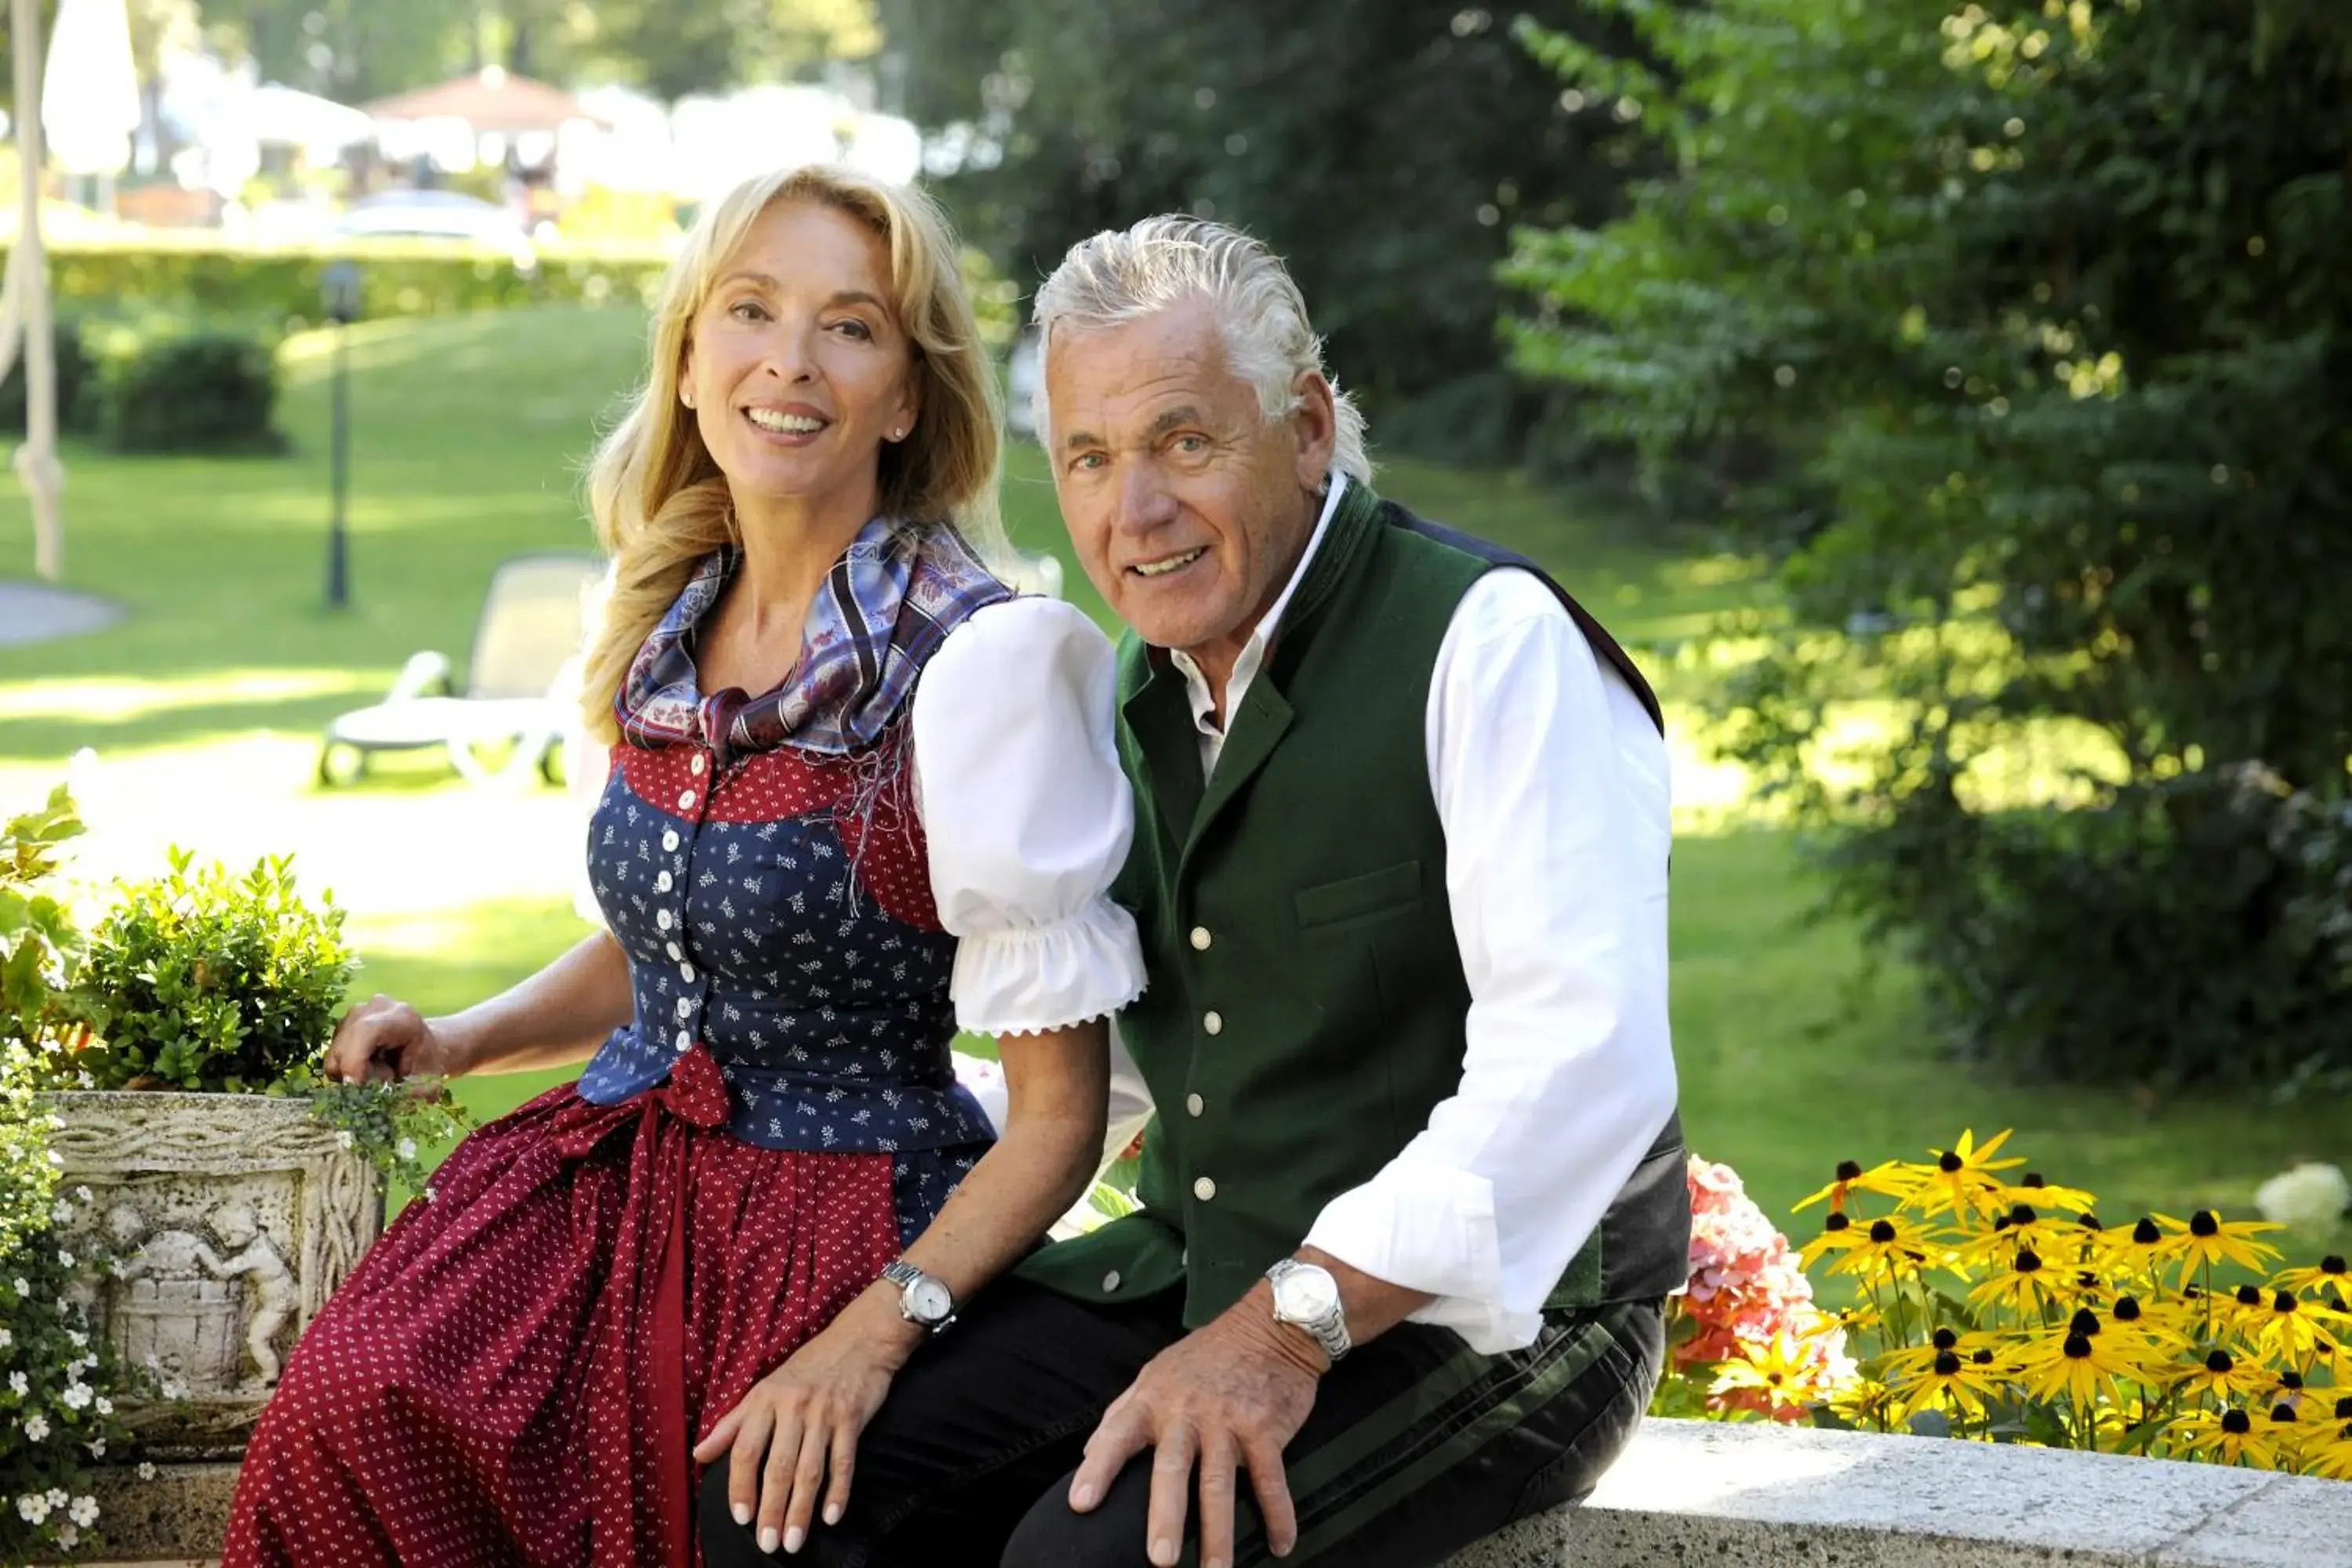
[1265,1258,1351,1363]
[880,1260,957,1334]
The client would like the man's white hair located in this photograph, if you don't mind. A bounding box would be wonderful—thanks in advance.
[1031,216,1373,483]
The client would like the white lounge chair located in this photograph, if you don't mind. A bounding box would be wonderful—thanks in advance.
[318,552,604,787]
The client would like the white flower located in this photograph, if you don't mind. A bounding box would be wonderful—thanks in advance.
[11,1277,28,1298]
[45,1487,66,1508]
[53,1522,78,1550]
[73,1185,92,1205]
[51,1200,72,1224]
[159,1376,190,1400]
[337,1130,355,1149]
[2256,1162,2351,1231]
[66,1329,86,1349]
[45,1149,62,1166]
[0,1327,11,1350]
[60,1383,92,1410]
[94,1396,111,1416]
[8,1370,27,1396]
[136,1462,156,1481]
[68,1494,98,1527]
[423,1186,438,1203]
[16,1493,49,1523]
[56,1248,73,1269]
[397,1137,418,1160]
[85,1436,105,1457]
[23,1414,49,1443]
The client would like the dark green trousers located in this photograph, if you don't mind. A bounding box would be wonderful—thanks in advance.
[697,1279,1663,1568]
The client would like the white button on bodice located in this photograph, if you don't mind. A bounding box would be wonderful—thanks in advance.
[1189,927,1211,951]
[1185,1093,1204,1117]
[1203,1011,1224,1036]
[1193,1176,1217,1202]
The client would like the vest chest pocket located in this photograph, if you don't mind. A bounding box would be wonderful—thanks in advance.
[1293,858,1425,930]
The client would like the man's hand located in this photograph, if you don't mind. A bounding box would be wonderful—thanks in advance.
[694,1296,919,1556]
[1068,1286,1326,1568]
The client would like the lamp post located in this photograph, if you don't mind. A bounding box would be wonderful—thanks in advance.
[321,260,361,609]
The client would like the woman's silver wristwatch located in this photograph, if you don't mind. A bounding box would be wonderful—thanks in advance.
[1265,1258,1351,1362]
[880,1260,957,1334]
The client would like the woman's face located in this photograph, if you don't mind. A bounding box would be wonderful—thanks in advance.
[681,198,920,516]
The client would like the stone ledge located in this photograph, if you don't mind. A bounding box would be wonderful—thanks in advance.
[52,1419,2352,1566]
[1449,1419,2352,1567]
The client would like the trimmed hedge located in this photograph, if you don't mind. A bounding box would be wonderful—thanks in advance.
[5,238,671,328]
[103,328,283,455]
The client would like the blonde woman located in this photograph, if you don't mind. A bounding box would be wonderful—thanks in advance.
[220,167,1143,1568]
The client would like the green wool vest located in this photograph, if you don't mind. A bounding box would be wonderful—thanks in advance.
[1016,483,1690,1328]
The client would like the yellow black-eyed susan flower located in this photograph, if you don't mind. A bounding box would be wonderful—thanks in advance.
[2169,1406,2281,1470]
[2154,1209,2284,1279]
[2252,1287,2350,1367]
[2019,1320,2143,1411]
[2169,1347,2271,1407]
[2102,1215,2175,1286]
[1798,1209,1861,1271]
[1824,1214,1936,1284]
[1991,1171,2100,1218]
[1794,1158,1923,1214]
[1912,1129,2027,1221]
[2274,1254,2350,1305]
[1889,1345,2008,1425]
[1879,1324,2007,1381]
[1965,1243,2071,1317]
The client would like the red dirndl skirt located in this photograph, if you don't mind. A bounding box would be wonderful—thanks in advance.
[220,1047,904,1568]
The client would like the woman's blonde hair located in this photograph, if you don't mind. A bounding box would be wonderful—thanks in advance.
[579,165,1005,742]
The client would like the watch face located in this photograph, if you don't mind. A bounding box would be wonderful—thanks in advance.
[1276,1266,1339,1321]
[907,1278,954,1323]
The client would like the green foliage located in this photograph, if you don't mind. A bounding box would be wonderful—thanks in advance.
[0,319,103,440]
[16,240,668,329]
[1511,0,2352,1089]
[0,807,135,1565]
[72,851,356,1094]
[0,789,93,1058]
[102,328,284,456]
[879,0,1654,466]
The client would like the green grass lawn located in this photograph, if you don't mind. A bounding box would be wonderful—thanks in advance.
[2,304,2344,1250]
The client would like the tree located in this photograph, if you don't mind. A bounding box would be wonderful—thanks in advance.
[1510,0,2352,1091]
[586,0,879,100]
[877,0,1653,465]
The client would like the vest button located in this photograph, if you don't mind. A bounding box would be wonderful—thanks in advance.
[674,996,692,1020]
[662,829,681,852]
[1102,1270,1122,1293]
[1193,1176,1217,1202]
[656,871,673,892]
[657,909,674,931]
[1189,927,1211,951]
[1203,1011,1224,1036]
[673,1029,691,1052]
[678,789,698,811]
[1185,1093,1204,1117]
[690,753,707,776]
[680,962,696,983]
[666,941,683,960]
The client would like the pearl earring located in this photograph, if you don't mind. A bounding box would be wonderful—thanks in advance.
[889,427,904,441]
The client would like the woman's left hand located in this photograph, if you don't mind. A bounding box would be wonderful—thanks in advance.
[694,1305,912,1555]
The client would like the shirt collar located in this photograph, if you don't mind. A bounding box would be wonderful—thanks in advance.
[1169,471,1349,724]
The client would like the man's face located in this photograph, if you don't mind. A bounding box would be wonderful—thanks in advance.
[1045,300,1334,668]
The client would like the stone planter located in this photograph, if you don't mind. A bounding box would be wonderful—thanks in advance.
[36,1091,385,1458]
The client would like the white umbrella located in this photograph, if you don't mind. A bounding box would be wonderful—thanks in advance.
[247,82,376,162]
[42,0,140,178]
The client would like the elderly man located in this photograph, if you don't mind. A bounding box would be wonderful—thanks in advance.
[700,216,1687,1568]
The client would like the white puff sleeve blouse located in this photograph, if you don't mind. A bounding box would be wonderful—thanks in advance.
[910,597,1146,1036]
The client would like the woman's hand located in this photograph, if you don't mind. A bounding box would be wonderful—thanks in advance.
[694,1300,917,1555]
[321,995,471,1083]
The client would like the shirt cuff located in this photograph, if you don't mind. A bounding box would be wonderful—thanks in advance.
[1305,1163,1548,1353]
[949,896,1146,1037]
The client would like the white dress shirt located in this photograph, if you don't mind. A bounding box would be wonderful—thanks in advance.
[1171,474,1679,1354]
